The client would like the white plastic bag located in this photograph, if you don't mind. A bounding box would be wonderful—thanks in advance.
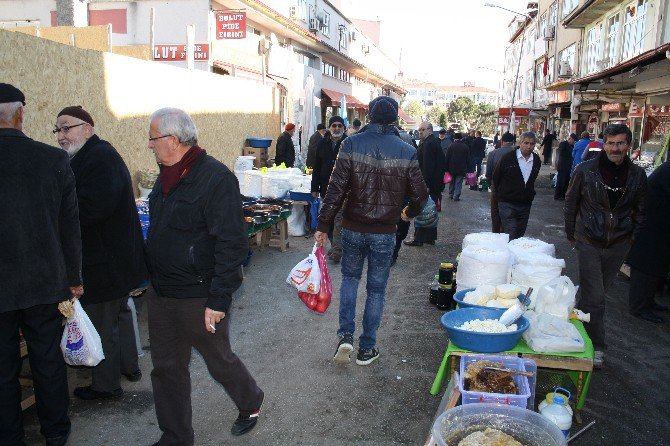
[507,237,555,261]
[286,244,321,294]
[60,300,105,366]
[462,232,509,250]
[287,204,306,236]
[522,311,585,353]
[534,276,578,320]
[456,245,511,291]
[510,253,565,309]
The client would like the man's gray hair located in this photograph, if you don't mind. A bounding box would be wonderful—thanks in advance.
[0,101,22,123]
[150,107,198,146]
[422,121,433,132]
[519,131,537,142]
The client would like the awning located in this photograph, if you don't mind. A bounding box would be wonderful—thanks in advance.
[544,80,573,92]
[397,108,416,125]
[321,89,367,109]
[498,107,530,117]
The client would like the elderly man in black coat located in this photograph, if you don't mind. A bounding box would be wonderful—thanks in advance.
[55,106,147,400]
[416,121,446,209]
[275,123,296,167]
[444,133,470,201]
[627,159,670,323]
[1,84,82,446]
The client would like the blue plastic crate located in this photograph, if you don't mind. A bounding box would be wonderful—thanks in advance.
[247,138,272,148]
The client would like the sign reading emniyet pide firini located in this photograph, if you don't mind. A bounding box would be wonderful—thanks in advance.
[153,44,209,61]
[216,11,246,39]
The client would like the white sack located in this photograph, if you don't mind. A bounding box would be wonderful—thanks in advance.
[262,174,290,199]
[456,245,511,291]
[287,204,306,236]
[508,237,556,261]
[244,170,263,197]
[534,276,578,320]
[522,311,585,353]
[462,232,509,250]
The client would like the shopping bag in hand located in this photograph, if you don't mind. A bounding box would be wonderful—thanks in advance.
[298,245,332,313]
[287,243,321,294]
[60,300,105,366]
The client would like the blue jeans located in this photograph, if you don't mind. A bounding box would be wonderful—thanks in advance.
[448,176,464,199]
[338,228,395,351]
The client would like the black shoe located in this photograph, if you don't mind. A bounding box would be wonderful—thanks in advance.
[453,197,461,202]
[425,241,435,245]
[448,196,453,200]
[333,333,354,363]
[356,348,380,366]
[653,302,669,311]
[231,413,259,436]
[123,370,142,382]
[635,311,663,323]
[73,386,123,400]
[403,240,423,247]
[46,434,69,446]
[554,197,565,201]
[149,443,159,446]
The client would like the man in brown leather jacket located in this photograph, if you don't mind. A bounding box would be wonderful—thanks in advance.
[314,96,428,366]
[564,123,647,369]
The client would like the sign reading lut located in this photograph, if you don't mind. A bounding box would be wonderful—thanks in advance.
[153,44,209,61]
[216,11,246,39]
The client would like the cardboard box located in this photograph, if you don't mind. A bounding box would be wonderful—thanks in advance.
[243,147,269,168]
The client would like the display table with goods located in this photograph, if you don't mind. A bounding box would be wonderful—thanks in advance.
[243,198,292,252]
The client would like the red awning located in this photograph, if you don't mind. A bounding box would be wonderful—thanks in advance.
[397,108,416,125]
[498,107,530,117]
[321,88,367,109]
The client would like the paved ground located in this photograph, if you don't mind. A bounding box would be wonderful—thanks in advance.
[23,165,670,445]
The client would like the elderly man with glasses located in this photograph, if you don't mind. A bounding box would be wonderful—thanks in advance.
[565,123,647,369]
[54,106,147,401]
[145,108,264,444]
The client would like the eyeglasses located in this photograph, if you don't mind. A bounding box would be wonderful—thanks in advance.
[148,134,173,142]
[604,140,628,147]
[52,122,86,134]
[330,124,343,128]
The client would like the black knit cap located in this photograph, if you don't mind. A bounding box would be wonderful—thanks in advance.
[368,96,398,124]
[58,106,95,127]
[0,83,26,105]
[329,116,344,126]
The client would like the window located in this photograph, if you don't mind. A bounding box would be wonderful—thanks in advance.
[322,61,336,77]
[516,75,524,102]
[539,13,547,39]
[338,69,350,83]
[604,13,620,68]
[524,69,533,99]
[549,2,558,26]
[585,23,602,74]
[338,24,347,49]
[562,0,578,18]
[321,12,330,35]
[296,0,308,22]
[547,57,555,83]
[622,0,649,61]
[536,61,545,88]
[526,27,536,53]
[559,44,576,76]
[295,51,319,70]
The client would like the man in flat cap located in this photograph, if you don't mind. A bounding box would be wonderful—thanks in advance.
[315,96,428,365]
[55,106,147,400]
[0,83,82,446]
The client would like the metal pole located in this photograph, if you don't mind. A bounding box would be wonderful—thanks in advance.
[149,8,155,59]
[186,24,195,70]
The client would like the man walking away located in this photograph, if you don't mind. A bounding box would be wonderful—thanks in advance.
[627,159,670,324]
[438,128,453,155]
[314,96,428,366]
[306,123,326,169]
[275,123,296,167]
[492,131,541,240]
[311,116,348,262]
[146,108,264,443]
[555,133,577,200]
[485,132,516,232]
[55,106,147,400]
[0,83,83,446]
[348,118,362,135]
[471,131,487,177]
[415,121,446,210]
[541,129,556,165]
[571,131,591,174]
[444,133,469,202]
[564,124,647,368]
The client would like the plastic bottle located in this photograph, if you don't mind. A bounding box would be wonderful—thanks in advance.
[429,275,440,305]
[539,388,573,438]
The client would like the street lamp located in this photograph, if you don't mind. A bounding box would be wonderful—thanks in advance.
[484,2,536,134]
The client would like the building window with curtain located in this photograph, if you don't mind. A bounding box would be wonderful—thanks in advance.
[605,13,621,68]
[539,13,547,39]
[559,44,576,76]
[322,61,337,77]
[536,62,545,88]
[622,0,649,61]
[585,23,603,74]
[549,2,558,27]
[547,57,555,83]
[562,0,578,18]
[338,69,350,83]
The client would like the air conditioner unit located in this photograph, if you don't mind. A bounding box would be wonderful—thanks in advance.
[308,18,319,32]
[543,26,555,41]
[289,6,298,18]
[558,61,573,78]
[350,31,357,41]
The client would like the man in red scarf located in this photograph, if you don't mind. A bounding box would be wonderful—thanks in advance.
[146,108,264,444]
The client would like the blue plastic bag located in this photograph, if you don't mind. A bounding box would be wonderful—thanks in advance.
[310,197,321,230]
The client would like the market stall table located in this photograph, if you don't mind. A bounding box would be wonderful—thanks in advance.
[248,214,290,252]
[430,320,594,417]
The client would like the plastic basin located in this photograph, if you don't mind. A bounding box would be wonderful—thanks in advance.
[433,403,567,446]
[454,288,525,309]
[247,138,273,148]
[440,307,529,353]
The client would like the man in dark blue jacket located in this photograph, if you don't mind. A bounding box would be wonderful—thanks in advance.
[0,84,82,446]
[146,108,264,443]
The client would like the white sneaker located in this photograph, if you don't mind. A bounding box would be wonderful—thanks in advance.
[333,334,353,363]
[594,350,604,369]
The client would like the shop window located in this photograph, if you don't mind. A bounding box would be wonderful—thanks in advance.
[561,0,578,18]
[585,23,603,74]
[622,0,649,61]
[88,9,127,34]
[605,13,621,68]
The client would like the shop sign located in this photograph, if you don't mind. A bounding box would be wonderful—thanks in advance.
[153,44,209,61]
[216,11,246,39]
[629,101,643,118]
[602,102,623,112]
[498,116,521,125]
[647,105,670,117]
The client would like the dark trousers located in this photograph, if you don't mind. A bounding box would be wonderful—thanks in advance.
[448,176,464,199]
[490,193,502,233]
[576,240,630,350]
[543,147,553,164]
[474,158,484,178]
[0,304,70,445]
[83,297,139,392]
[393,220,411,260]
[629,267,661,315]
[429,191,442,211]
[148,292,263,446]
[497,201,532,240]
[555,170,570,199]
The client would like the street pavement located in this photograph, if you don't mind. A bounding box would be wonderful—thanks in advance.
[22,165,670,445]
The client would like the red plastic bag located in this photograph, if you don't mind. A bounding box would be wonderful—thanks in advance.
[443,171,453,184]
[297,245,332,314]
